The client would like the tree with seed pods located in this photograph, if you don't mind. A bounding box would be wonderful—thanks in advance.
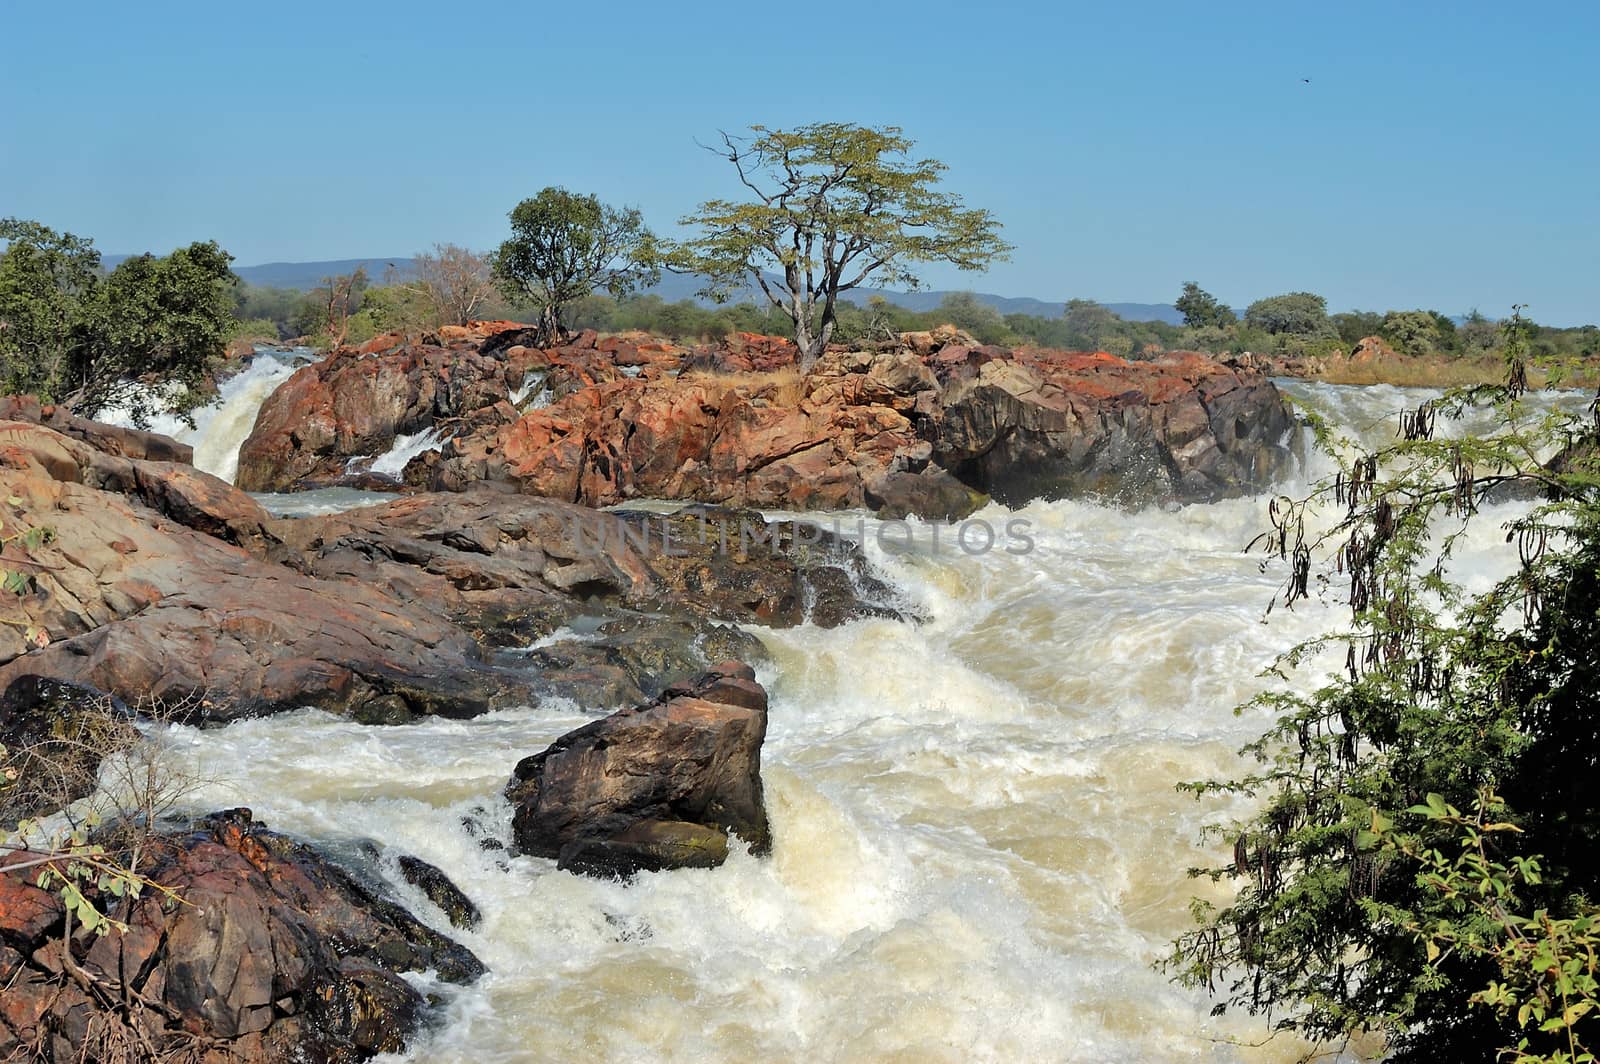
[1167,310,1600,1063]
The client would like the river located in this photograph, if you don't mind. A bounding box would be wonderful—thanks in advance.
[125,372,1557,1061]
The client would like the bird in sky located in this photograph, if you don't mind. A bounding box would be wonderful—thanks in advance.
[1301,78,1312,83]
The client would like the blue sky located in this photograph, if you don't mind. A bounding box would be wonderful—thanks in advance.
[2,1,1595,324]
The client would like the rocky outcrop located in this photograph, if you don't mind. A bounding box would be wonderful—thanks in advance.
[934,350,1296,506]
[271,492,899,631]
[506,662,770,877]
[0,809,481,1063]
[427,339,1295,515]
[0,395,193,465]
[0,417,896,721]
[235,340,538,492]
[0,418,529,720]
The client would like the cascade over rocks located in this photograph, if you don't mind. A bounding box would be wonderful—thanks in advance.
[506,662,771,877]
[235,339,541,492]
[0,809,482,1063]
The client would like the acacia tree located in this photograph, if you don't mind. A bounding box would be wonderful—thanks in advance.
[668,123,1013,373]
[0,220,237,424]
[1167,314,1600,1062]
[412,243,496,326]
[1243,291,1333,337]
[492,188,659,345]
[1176,281,1236,329]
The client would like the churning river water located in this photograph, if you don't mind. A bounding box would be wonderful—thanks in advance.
[115,365,1569,1062]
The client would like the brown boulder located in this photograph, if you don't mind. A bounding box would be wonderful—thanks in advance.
[0,395,192,464]
[235,342,518,492]
[506,662,771,876]
[935,350,1295,506]
[0,420,523,722]
[0,809,482,1063]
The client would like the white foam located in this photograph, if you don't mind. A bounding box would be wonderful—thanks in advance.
[369,426,447,479]
[150,382,1552,1062]
[100,347,308,483]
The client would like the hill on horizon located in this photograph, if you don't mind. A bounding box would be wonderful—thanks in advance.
[109,254,1188,325]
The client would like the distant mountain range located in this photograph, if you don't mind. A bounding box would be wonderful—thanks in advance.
[173,256,1187,326]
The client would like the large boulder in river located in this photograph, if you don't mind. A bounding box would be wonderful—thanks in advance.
[0,808,482,1063]
[270,493,903,637]
[506,662,771,876]
[934,350,1296,506]
[0,416,898,720]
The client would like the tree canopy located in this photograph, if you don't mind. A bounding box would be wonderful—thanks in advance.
[667,123,1012,372]
[1176,282,1237,329]
[0,219,237,424]
[413,243,495,327]
[492,188,659,345]
[1243,290,1333,336]
[1381,309,1443,356]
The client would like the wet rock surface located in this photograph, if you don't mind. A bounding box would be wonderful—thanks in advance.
[0,808,482,1063]
[506,662,771,877]
[0,417,894,722]
[235,339,533,493]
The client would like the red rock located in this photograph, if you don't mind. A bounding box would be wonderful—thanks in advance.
[236,342,516,492]
[0,811,482,1062]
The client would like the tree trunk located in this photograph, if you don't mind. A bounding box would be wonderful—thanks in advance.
[797,336,825,375]
[534,303,563,348]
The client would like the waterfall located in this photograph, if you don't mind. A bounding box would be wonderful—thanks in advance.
[367,426,448,479]
[101,347,308,484]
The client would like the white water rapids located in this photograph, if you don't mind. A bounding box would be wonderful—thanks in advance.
[128,379,1574,1062]
[101,348,308,484]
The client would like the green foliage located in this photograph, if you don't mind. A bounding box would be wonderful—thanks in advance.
[1176,282,1237,329]
[1378,790,1600,1064]
[0,502,53,650]
[1382,309,1443,357]
[1333,310,1386,347]
[294,267,369,350]
[666,123,1011,370]
[1167,312,1600,1061]
[233,283,303,335]
[0,220,238,424]
[1061,298,1125,350]
[935,291,1011,343]
[1461,309,1503,354]
[0,219,99,401]
[228,317,281,342]
[492,188,658,343]
[345,281,437,343]
[1244,291,1334,337]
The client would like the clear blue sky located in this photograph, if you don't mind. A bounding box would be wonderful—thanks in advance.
[2,0,1595,324]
